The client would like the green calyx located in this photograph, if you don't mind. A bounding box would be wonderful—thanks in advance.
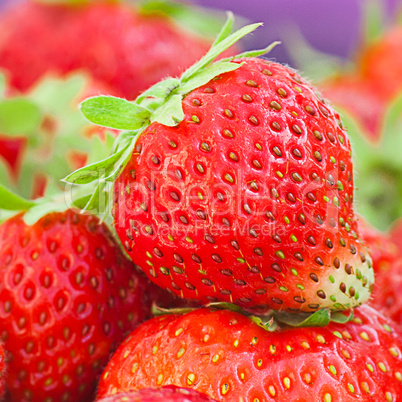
[64,14,279,215]
[152,302,354,330]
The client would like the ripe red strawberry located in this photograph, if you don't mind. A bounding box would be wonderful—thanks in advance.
[390,219,402,253]
[359,26,402,101]
[320,75,385,142]
[98,306,402,401]
[357,219,402,325]
[358,217,399,274]
[98,386,217,402]
[370,258,402,326]
[0,342,5,398]
[108,56,373,312]
[0,1,214,99]
[0,209,172,401]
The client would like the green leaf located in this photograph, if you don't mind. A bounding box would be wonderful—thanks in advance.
[63,147,128,185]
[275,309,331,327]
[136,78,181,104]
[181,22,263,82]
[249,315,279,332]
[212,11,234,46]
[0,183,37,211]
[0,98,42,135]
[80,96,151,130]
[178,61,242,95]
[152,304,197,317]
[87,132,116,165]
[151,94,184,127]
[227,41,281,60]
[331,310,354,324]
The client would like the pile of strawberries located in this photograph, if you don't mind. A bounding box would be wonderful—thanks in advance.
[0,1,401,402]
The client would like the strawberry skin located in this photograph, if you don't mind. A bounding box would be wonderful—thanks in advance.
[114,58,373,312]
[98,386,217,402]
[0,210,170,401]
[358,219,402,325]
[371,258,402,326]
[98,305,402,401]
[320,75,385,142]
[0,1,211,98]
[359,26,402,101]
[0,342,5,398]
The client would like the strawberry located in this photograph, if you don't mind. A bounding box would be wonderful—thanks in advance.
[98,386,217,402]
[71,19,374,313]
[98,305,402,401]
[0,208,172,401]
[358,217,399,274]
[370,258,402,326]
[358,26,402,101]
[320,75,385,142]
[0,342,5,398]
[0,1,216,99]
[357,219,402,325]
[390,219,402,253]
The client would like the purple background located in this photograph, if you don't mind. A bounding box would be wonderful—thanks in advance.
[193,0,400,64]
[0,0,400,65]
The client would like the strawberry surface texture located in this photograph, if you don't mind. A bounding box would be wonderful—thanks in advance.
[0,1,211,98]
[113,57,374,312]
[98,306,402,401]
[0,210,170,401]
[0,342,5,398]
[97,386,218,401]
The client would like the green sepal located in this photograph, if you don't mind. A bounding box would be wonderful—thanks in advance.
[136,78,181,106]
[226,41,281,61]
[152,304,197,317]
[331,310,354,324]
[249,315,279,332]
[181,21,263,82]
[178,61,243,96]
[274,309,332,328]
[80,96,151,130]
[63,147,128,185]
[151,94,184,127]
[0,183,37,211]
[0,98,42,135]
[212,11,235,46]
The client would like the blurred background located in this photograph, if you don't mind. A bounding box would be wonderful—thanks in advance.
[0,0,401,234]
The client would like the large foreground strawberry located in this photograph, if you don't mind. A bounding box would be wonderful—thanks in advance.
[98,386,217,402]
[0,207,171,401]
[70,18,374,312]
[98,306,402,400]
[0,0,218,99]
